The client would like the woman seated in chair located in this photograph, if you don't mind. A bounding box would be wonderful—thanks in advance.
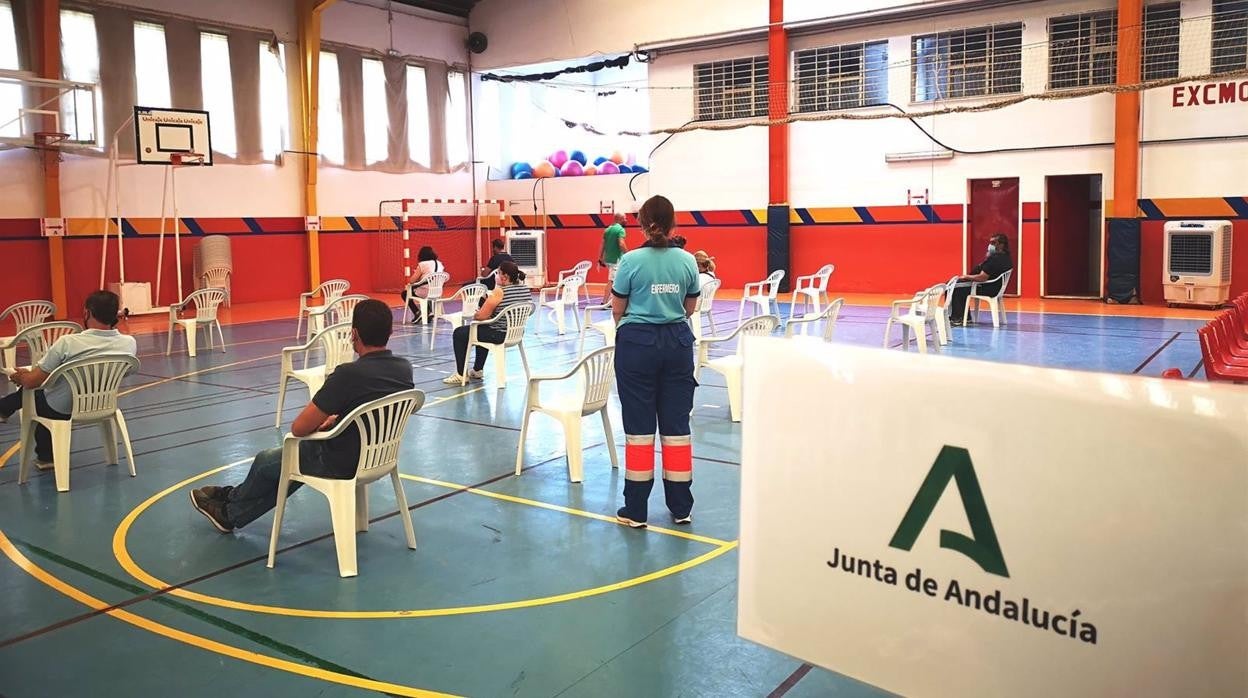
[400,246,445,323]
[445,261,531,384]
[694,250,717,288]
[949,233,1014,325]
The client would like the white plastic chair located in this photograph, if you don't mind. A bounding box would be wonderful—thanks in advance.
[0,300,55,372]
[538,276,584,335]
[1,321,81,397]
[738,270,785,323]
[429,283,488,351]
[789,264,834,325]
[18,354,139,493]
[784,298,843,342]
[201,266,233,307]
[515,346,619,483]
[577,302,616,356]
[404,271,451,324]
[884,285,945,354]
[964,269,1013,327]
[936,275,962,345]
[462,303,534,387]
[306,291,365,343]
[696,314,780,422]
[166,288,227,358]
[540,261,592,308]
[275,321,354,428]
[691,278,721,341]
[267,389,426,578]
[296,278,349,340]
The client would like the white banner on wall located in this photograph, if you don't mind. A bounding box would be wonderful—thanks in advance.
[738,339,1248,698]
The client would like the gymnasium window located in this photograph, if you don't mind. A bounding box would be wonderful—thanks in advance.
[912,24,1022,102]
[1049,10,1118,90]
[1212,0,1248,73]
[362,57,388,164]
[1142,4,1181,80]
[60,9,99,143]
[406,64,430,166]
[200,32,236,157]
[446,69,468,165]
[134,22,171,108]
[0,0,20,138]
[318,51,344,165]
[259,41,288,161]
[693,56,770,121]
[793,41,888,113]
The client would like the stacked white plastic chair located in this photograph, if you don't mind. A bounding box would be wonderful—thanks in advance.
[738,270,785,323]
[691,278,721,341]
[963,269,1014,327]
[267,389,426,578]
[884,285,946,354]
[404,271,451,325]
[18,354,139,493]
[696,314,780,422]
[275,322,354,427]
[297,279,350,341]
[194,235,233,306]
[166,288,228,358]
[515,346,619,483]
[429,283,488,351]
[785,298,844,342]
[461,303,535,388]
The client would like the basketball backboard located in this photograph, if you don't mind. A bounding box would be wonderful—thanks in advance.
[134,106,212,165]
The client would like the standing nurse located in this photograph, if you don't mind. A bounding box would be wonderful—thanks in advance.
[611,195,701,528]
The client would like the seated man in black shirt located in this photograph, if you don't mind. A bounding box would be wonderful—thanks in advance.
[949,233,1015,325]
[478,238,514,290]
[190,299,414,533]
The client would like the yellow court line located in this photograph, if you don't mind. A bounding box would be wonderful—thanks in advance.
[112,462,737,619]
[401,474,732,547]
[0,531,459,698]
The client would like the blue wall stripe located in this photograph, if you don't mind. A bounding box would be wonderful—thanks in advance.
[853,207,876,224]
[548,214,563,228]
[1225,197,1248,219]
[691,211,709,226]
[918,205,938,223]
[742,209,760,225]
[242,217,263,234]
[432,216,446,230]
[795,209,815,225]
[1138,200,1165,220]
[345,217,363,232]
[590,214,605,228]
[179,218,204,236]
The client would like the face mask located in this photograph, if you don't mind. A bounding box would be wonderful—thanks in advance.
[987,244,996,256]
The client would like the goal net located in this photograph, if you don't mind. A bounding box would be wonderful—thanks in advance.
[372,199,505,292]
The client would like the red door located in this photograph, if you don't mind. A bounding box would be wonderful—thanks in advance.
[1044,174,1102,297]
[968,178,1020,295]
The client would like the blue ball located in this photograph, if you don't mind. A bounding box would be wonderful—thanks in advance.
[511,162,533,177]
[570,150,587,165]
[618,164,633,173]
[593,156,609,166]
[631,165,648,174]
[514,171,533,179]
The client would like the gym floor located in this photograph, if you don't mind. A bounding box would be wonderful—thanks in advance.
[0,296,1207,697]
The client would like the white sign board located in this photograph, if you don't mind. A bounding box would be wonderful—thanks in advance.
[738,339,1248,698]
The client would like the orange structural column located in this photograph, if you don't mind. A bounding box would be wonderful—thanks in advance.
[1113,0,1142,218]
[297,0,337,291]
[35,0,67,317]
[767,0,788,206]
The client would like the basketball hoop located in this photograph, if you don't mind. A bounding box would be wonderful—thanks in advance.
[170,152,206,166]
[33,132,70,147]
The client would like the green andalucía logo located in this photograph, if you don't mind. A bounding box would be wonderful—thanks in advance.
[888,445,1009,577]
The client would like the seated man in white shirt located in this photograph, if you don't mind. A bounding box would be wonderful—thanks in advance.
[0,290,138,468]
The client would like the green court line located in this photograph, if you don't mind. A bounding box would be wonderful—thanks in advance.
[7,536,384,688]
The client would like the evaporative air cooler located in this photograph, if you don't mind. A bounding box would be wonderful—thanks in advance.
[1163,220,1233,307]
[506,229,547,288]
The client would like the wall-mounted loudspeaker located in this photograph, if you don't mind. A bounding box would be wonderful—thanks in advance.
[467,32,488,54]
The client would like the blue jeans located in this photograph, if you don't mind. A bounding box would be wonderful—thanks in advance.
[222,444,340,529]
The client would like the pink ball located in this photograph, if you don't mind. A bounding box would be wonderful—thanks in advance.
[599,161,620,175]
[626,152,637,166]
[549,150,568,168]
[560,160,584,176]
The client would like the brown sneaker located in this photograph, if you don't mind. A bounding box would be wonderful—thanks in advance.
[190,488,234,533]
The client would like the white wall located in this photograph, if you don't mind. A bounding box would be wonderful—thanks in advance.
[0,0,473,219]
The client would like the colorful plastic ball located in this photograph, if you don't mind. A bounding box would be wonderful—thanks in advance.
[631,165,648,174]
[609,150,624,164]
[532,160,557,178]
[600,161,620,175]
[510,162,533,178]
[593,156,609,166]
[514,171,533,179]
[618,164,633,174]
[626,152,637,166]
[584,164,598,176]
[549,150,569,168]
[569,150,587,165]
[560,160,585,176]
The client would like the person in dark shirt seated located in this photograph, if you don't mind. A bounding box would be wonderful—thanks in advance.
[189,299,414,533]
[478,238,514,290]
[949,233,1014,325]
